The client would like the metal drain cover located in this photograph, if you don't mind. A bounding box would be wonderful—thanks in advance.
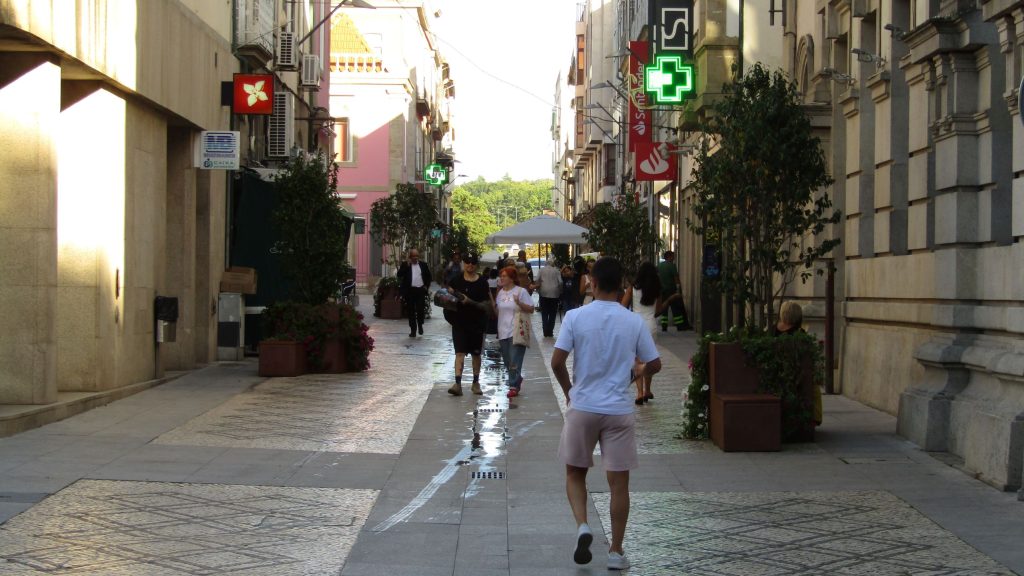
[475,408,506,414]
[471,471,505,479]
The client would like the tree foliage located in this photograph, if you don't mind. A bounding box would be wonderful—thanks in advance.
[582,193,662,281]
[369,182,438,266]
[453,176,555,235]
[450,187,496,255]
[272,153,350,304]
[688,63,840,329]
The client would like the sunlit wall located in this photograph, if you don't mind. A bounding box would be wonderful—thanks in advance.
[57,88,126,392]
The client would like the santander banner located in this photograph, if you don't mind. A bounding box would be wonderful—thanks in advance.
[635,141,677,181]
[628,41,651,153]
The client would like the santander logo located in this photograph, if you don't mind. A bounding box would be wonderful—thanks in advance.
[640,143,670,175]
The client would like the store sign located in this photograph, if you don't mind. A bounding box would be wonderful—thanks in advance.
[196,131,240,170]
[424,163,448,185]
[634,141,676,181]
[650,0,694,59]
[628,41,651,152]
[232,73,274,115]
[646,55,694,105]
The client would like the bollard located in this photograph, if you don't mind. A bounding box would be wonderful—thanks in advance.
[825,260,835,395]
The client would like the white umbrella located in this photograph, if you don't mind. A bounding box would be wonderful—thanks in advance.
[486,214,589,244]
[479,250,503,266]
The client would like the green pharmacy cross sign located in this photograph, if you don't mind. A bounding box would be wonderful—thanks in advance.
[424,163,449,186]
[645,55,694,105]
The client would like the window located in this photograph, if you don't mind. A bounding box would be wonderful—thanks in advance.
[577,35,585,83]
[603,143,616,186]
[334,117,353,163]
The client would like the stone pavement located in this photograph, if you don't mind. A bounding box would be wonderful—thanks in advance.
[0,292,1021,575]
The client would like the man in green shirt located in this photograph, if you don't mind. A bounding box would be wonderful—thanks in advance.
[657,250,691,331]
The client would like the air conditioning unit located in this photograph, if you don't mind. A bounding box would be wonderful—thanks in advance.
[268,92,294,157]
[276,31,298,70]
[301,54,322,89]
[234,0,274,63]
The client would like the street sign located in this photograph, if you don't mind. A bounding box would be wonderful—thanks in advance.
[424,163,448,185]
[645,55,694,104]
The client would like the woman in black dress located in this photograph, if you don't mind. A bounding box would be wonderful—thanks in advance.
[446,253,491,396]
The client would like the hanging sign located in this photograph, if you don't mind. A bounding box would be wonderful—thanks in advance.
[232,73,274,115]
[634,141,676,181]
[196,131,240,170]
[424,163,448,185]
[628,40,651,152]
[649,0,694,59]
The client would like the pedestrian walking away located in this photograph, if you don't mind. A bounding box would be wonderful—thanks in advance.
[443,250,463,289]
[445,253,490,396]
[621,261,680,404]
[657,250,691,330]
[536,256,563,337]
[550,257,662,571]
[493,265,535,398]
[397,248,432,337]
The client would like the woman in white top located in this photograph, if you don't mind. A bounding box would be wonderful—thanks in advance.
[620,262,680,405]
[492,265,536,398]
[579,259,596,305]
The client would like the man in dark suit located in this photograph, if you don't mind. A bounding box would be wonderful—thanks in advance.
[397,248,432,337]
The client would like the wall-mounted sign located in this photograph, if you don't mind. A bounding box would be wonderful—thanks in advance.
[628,40,651,152]
[649,0,694,60]
[424,163,448,185]
[646,55,694,105]
[196,131,240,170]
[635,141,677,181]
[232,73,274,115]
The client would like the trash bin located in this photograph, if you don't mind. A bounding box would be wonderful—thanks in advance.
[155,296,179,343]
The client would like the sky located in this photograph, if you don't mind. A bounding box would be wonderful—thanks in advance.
[429,0,578,183]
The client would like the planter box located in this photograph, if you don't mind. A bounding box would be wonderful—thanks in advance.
[380,297,404,319]
[318,339,351,373]
[709,342,780,452]
[258,340,307,377]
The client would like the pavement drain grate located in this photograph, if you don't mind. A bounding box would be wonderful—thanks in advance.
[840,456,914,464]
[475,408,506,414]
[470,471,505,480]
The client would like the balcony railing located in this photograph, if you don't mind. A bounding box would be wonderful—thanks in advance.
[330,52,386,74]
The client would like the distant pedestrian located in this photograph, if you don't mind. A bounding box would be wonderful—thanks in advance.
[443,251,463,289]
[446,254,489,396]
[560,264,579,315]
[551,257,661,571]
[536,257,563,337]
[620,262,679,404]
[657,250,691,330]
[397,248,432,338]
[579,259,596,305]
[494,265,535,398]
[517,250,534,282]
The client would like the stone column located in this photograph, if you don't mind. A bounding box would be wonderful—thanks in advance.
[0,56,60,405]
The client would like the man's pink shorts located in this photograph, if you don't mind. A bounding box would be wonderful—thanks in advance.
[558,408,638,471]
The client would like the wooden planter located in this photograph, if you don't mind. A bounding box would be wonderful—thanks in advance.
[318,339,351,373]
[379,290,404,319]
[708,341,816,451]
[258,340,307,377]
[709,342,780,452]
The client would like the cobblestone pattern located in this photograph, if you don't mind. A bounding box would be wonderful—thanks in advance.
[153,326,444,454]
[592,491,1014,575]
[0,480,377,575]
[535,317,712,454]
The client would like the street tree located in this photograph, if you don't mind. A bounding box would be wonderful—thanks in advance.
[583,192,662,280]
[688,63,840,330]
[271,152,350,304]
[369,182,438,267]
[450,187,497,254]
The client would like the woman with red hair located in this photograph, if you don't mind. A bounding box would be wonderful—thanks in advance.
[494,265,535,397]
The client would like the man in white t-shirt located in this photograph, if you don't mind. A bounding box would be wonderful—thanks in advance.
[550,257,661,571]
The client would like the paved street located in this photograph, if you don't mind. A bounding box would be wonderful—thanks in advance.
[1,293,1023,575]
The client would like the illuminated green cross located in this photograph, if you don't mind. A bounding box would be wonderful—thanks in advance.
[424,163,448,186]
[645,55,694,104]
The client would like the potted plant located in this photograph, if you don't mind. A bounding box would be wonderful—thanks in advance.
[683,64,841,445]
[259,302,328,376]
[369,182,438,320]
[374,276,403,319]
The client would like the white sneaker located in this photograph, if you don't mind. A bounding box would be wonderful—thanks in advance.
[573,523,593,565]
[608,551,630,570]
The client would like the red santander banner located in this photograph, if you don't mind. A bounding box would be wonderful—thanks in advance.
[628,41,651,152]
[233,73,274,115]
[635,141,676,181]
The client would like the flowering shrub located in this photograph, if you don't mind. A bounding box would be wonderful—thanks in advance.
[336,303,374,370]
